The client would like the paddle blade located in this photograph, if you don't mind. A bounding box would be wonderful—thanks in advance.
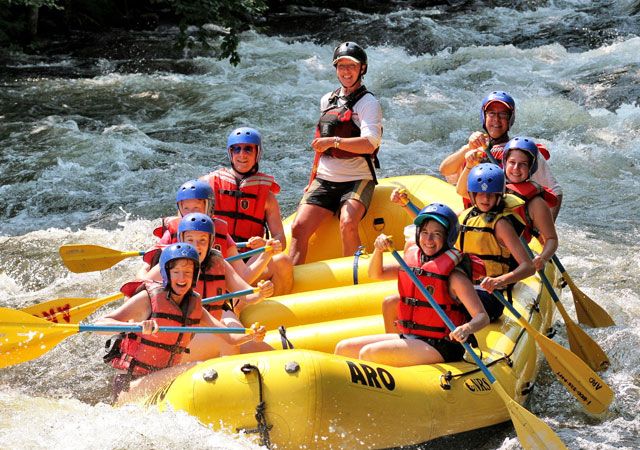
[564,317,610,372]
[531,325,614,414]
[564,272,615,328]
[493,383,568,450]
[0,308,79,368]
[60,244,141,273]
[21,293,124,324]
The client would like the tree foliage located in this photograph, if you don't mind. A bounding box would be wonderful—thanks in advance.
[0,0,268,65]
[165,0,267,65]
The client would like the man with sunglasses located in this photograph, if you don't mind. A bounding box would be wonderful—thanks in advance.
[439,91,562,218]
[200,127,293,295]
[289,41,383,265]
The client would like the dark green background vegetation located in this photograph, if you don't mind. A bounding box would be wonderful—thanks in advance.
[0,0,270,64]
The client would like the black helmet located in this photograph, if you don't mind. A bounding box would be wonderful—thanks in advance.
[332,42,368,74]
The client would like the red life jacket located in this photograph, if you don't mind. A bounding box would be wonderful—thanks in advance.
[203,168,280,244]
[149,216,232,262]
[109,281,202,377]
[316,85,380,182]
[396,246,472,339]
[195,253,228,320]
[506,180,558,242]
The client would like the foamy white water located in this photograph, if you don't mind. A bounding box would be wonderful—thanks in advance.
[1,3,639,448]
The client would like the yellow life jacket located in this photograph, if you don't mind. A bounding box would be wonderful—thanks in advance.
[456,194,526,278]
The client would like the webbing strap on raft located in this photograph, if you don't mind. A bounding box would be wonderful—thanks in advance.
[237,364,272,449]
[353,245,366,285]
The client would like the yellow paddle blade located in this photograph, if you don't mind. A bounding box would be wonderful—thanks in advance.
[21,293,124,324]
[492,383,568,450]
[518,318,614,415]
[553,300,610,372]
[59,244,142,273]
[0,308,80,368]
[564,272,616,328]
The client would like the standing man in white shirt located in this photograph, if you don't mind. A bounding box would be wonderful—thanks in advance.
[289,41,383,265]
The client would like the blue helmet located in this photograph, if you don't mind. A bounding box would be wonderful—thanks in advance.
[413,203,460,249]
[159,243,200,290]
[480,91,516,129]
[227,127,263,169]
[178,213,215,253]
[176,179,215,216]
[502,136,538,178]
[467,163,505,195]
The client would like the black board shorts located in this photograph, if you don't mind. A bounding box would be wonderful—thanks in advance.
[301,178,375,214]
[400,333,465,362]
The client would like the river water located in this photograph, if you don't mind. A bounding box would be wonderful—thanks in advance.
[1,1,639,449]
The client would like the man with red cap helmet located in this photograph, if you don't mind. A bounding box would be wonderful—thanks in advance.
[439,91,563,218]
[289,42,383,265]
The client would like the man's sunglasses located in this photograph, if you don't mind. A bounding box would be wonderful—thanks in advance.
[231,145,256,154]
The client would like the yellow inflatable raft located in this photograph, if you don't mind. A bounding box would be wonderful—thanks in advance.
[140,274,555,449]
[132,175,561,449]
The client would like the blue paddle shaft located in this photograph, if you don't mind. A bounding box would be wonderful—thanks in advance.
[79,324,246,333]
[202,288,255,305]
[225,246,266,262]
[492,290,523,320]
[520,239,562,303]
[405,200,421,216]
[390,250,497,384]
[551,254,566,272]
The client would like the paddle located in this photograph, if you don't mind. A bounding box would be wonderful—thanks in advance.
[59,243,264,273]
[390,249,567,449]
[482,149,615,329]
[491,291,613,415]
[21,293,124,324]
[551,255,615,328]
[0,307,249,369]
[522,243,610,372]
[225,245,271,263]
[22,288,259,325]
[202,288,257,305]
[397,189,421,216]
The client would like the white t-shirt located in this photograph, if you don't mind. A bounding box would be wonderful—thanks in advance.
[316,89,383,183]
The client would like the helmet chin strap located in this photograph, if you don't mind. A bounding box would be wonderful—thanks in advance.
[339,67,365,91]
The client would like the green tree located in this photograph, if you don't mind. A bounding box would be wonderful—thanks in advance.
[1,0,268,65]
[165,0,268,65]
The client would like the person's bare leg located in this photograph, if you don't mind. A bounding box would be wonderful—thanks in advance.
[339,199,366,256]
[116,362,197,405]
[382,294,400,333]
[289,203,333,265]
[261,253,294,295]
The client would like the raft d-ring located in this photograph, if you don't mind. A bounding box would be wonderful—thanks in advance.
[546,327,557,339]
[439,371,453,390]
[373,217,385,231]
[521,381,535,396]
[284,361,300,374]
[203,369,219,382]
